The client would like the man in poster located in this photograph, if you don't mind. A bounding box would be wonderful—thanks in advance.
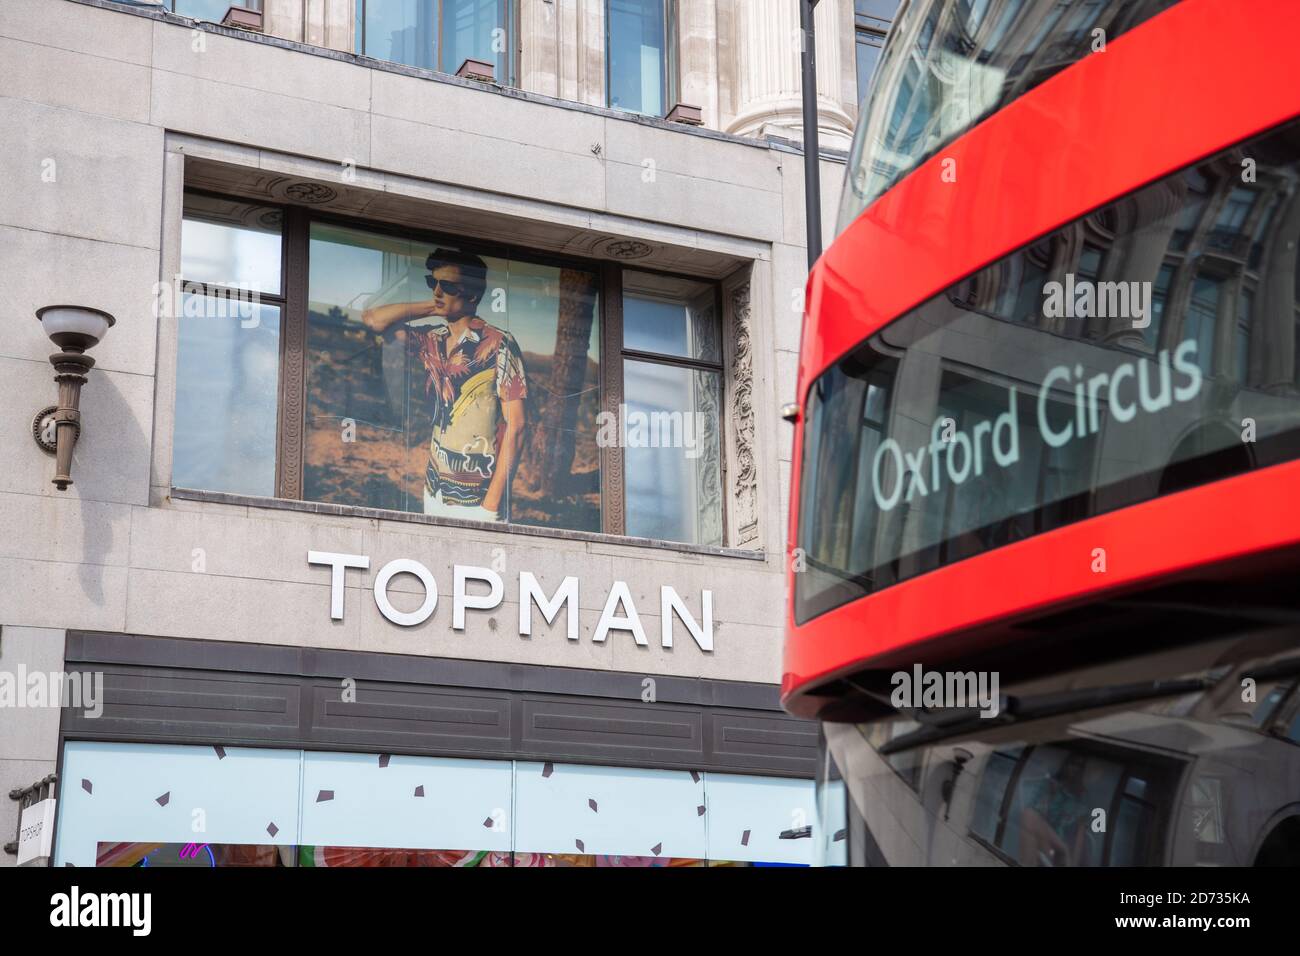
[362,249,527,522]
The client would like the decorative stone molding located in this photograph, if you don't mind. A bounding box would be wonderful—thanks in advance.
[597,238,655,260]
[270,179,338,204]
[693,298,725,547]
[726,279,759,547]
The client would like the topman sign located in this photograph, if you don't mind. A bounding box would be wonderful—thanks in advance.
[307,551,714,651]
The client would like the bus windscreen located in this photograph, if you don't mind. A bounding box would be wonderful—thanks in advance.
[796,117,1300,624]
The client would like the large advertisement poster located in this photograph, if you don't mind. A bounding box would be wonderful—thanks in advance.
[305,223,601,531]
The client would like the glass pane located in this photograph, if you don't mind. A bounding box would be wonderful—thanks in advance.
[622,271,719,362]
[514,761,706,862]
[855,0,897,18]
[299,752,513,855]
[54,742,303,867]
[305,222,601,531]
[838,0,1178,231]
[362,0,436,70]
[174,0,248,19]
[855,33,883,106]
[172,294,281,496]
[625,296,689,356]
[442,0,502,77]
[623,360,722,545]
[705,773,815,866]
[1185,273,1220,377]
[607,0,665,116]
[181,196,281,295]
[799,118,1300,623]
[969,750,1019,843]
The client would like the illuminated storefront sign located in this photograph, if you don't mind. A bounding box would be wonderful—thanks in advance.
[307,551,714,651]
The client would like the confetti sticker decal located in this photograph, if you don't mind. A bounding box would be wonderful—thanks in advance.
[214,745,226,760]
[483,817,494,828]
[575,839,585,852]
[156,792,170,807]
[741,830,751,846]
[267,822,279,837]
[542,762,554,778]
[651,842,662,856]
[81,779,92,795]
[697,805,706,816]
[689,771,700,784]
[316,790,334,803]
[588,798,598,813]
[379,754,391,768]
[414,786,425,798]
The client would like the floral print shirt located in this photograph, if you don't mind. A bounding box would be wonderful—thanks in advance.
[416,317,527,506]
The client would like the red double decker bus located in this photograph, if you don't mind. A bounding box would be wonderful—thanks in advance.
[786,0,1300,866]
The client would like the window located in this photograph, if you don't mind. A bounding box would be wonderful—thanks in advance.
[165,0,261,19]
[1235,287,1254,384]
[175,196,727,547]
[854,1,895,107]
[967,743,1178,866]
[172,195,284,498]
[800,117,1300,622]
[355,0,515,84]
[839,0,1180,231]
[606,0,677,117]
[620,272,724,545]
[304,222,601,529]
[55,742,814,866]
[862,718,923,790]
[1210,186,1257,252]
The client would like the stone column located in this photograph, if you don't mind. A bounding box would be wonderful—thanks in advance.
[725,0,854,150]
[519,0,560,97]
[263,0,304,45]
[574,0,605,107]
[677,0,720,129]
[520,0,603,105]
[265,0,351,52]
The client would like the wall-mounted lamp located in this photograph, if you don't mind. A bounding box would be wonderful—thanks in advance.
[32,305,115,490]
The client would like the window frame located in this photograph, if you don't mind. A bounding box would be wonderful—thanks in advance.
[176,190,728,546]
[854,7,890,107]
[355,0,520,85]
[175,193,290,497]
[615,269,729,544]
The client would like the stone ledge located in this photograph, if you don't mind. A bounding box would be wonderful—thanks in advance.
[170,488,768,562]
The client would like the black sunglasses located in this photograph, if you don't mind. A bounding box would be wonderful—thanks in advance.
[426,276,468,297]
